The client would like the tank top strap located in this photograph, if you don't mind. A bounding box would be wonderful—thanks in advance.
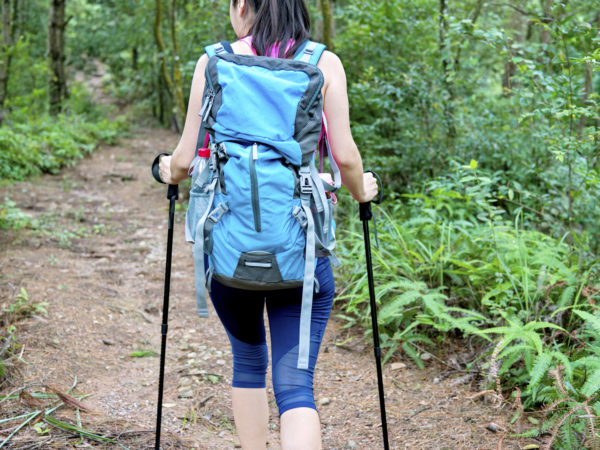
[239,36,258,55]
[237,36,295,58]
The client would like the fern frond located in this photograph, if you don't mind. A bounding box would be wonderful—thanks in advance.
[574,310,600,337]
[581,402,598,450]
[499,343,535,360]
[522,330,544,355]
[528,351,553,391]
[501,351,527,376]
[543,407,579,450]
[543,397,570,416]
[550,351,573,382]
[378,289,422,319]
[402,342,424,369]
[523,321,565,333]
[558,285,577,307]
[582,369,600,398]
[572,356,600,371]
[445,306,489,322]
[560,417,577,450]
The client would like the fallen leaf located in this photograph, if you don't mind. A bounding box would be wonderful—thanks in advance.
[44,384,94,413]
[19,391,45,409]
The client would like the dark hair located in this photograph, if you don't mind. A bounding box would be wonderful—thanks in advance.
[233,0,311,58]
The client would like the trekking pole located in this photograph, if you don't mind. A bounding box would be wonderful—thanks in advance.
[359,171,389,450]
[151,154,179,450]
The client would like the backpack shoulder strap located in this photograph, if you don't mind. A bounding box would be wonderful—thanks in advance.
[293,40,326,65]
[205,40,233,58]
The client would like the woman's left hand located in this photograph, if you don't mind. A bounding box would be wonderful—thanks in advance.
[159,154,174,184]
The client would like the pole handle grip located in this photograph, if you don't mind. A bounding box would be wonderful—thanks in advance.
[370,170,383,205]
[152,153,179,200]
[152,152,170,184]
[359,170,383,221]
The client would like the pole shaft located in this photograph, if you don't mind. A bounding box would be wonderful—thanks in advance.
[361,207,389,450]
[155,194,176,449]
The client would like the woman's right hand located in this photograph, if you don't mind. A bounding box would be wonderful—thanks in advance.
[353,172,379,203]
[159,154,174,185]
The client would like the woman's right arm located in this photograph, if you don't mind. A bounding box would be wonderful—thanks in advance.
[318,51,378,203]
[159,54,209,185]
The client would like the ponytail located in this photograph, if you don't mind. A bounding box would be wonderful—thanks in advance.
[233,0,311,58]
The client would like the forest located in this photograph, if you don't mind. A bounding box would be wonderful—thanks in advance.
[1,0,599,448]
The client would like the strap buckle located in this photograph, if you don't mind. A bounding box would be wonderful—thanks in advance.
[293,206,308,228]
[208,202,229,223]
[299,168,312,195]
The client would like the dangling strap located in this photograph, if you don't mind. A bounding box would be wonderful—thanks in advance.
[297,165,316,370]
[294,40,326,65]
[321,115,342,190]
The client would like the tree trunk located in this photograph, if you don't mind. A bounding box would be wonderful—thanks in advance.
[501,10,528,97]
[153,0,184,129]
[0,0,10,126]
[453,0,484,71]
[439,0,456,140]
[11,0,21,40]
[502,59,517,96]
[578,61,592,137]
[168,0,185,131]
[320,0,333,50]
[132,47,138,71]
[540,0,553,45]
[48,0,68,116]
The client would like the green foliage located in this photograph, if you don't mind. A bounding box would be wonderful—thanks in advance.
[0,200,34,230]
[1,288,48,325]
[130,350,159,358]
[335,161,600,447]
[333,0,600,255]
[0,84,128,181]
[1,0,599,446]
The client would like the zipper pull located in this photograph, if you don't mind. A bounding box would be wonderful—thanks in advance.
[199,89,215,120]
[252,143,258,160]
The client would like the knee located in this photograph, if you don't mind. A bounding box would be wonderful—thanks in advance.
[228,332,268,388]
[272,346,317,415]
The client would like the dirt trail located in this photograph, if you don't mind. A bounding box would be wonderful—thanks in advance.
[0,125,533,449]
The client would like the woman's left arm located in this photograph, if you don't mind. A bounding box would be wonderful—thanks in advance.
[159,53,209,185]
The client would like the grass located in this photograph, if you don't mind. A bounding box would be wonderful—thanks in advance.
[333,162,600,448]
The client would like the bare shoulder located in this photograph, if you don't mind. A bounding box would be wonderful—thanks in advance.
[317,50,344,73]
[317,50,346,91]
[196,53,209,71]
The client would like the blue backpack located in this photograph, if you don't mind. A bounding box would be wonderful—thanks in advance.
[185,40,341,369]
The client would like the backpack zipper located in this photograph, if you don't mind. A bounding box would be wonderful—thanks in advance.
[200,69,216,120]
[200,88,215,121]
[249,143,261,232]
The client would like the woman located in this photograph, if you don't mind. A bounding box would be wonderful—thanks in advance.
[159,0,378,448]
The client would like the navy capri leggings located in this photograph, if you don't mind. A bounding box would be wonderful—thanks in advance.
[208,257,334,416]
